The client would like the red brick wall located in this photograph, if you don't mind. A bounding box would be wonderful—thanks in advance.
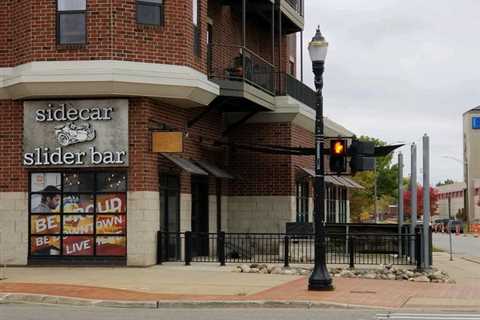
[128,98,226,194]
[0,1,12,67]
[0,100,28,192]
[227,122,293,196]
[3,0,209,73]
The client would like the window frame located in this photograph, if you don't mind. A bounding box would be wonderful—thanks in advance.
[295,180,309,223]
[136,0,165,26]
[56,0,87,46]
[192,0,201,57]
[28,171,128,259]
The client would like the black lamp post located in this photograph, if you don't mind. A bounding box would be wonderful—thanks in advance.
[308,26,333,291]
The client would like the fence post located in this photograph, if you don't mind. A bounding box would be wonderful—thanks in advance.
[185,231,192,266]
[415,229,422,271]
[157,231,162,265]
[349,236,355,269]
[284,235,290,268]
[218,232,226,266]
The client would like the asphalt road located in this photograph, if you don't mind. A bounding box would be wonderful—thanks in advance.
[433,233,480,257]
[1,305,480,320]
[0,305,380,320]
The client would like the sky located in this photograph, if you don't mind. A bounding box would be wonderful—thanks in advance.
[300,0,480,185]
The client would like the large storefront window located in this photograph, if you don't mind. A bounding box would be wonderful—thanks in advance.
[29,172,127,259]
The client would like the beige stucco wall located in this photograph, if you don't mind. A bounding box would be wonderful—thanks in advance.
[227,196,296,233]
[126,191,159,266]
[0,192,28,266]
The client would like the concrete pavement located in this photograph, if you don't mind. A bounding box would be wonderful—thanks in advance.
[2,259,480,310]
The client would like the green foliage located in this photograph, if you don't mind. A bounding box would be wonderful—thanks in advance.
[350,136,399,222]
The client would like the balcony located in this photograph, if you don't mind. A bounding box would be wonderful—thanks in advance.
[278,0,304,33]
[276,72,316,109]
[208,44,316,112]
[208,44,277,110]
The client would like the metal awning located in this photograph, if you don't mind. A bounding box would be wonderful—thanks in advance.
[161,154,208,175]
[298,167,364,190]
[196,160,235,179]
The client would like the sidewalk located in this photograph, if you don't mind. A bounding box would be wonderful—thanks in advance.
[1,257,480,310]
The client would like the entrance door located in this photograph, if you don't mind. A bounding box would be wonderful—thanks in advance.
[160,175,180,261]
[191,176,209,257]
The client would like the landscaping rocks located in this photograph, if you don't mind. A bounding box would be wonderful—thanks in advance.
[233,263,454,283]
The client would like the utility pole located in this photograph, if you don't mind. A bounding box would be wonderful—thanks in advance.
[398,152,404,255]
[423,134,431,269]
[410,143,417,262]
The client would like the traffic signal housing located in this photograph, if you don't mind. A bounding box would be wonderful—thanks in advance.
[329,139,348,174]
[349,140,375,174]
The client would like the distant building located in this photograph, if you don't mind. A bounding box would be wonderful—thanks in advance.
[463,107,480,223]
[436,182,466,220]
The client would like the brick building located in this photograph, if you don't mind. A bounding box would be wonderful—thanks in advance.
[0,0,361,266]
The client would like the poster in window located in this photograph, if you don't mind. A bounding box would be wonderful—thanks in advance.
[31,173,61,192]
[30,236,61,256]
[96,215,126,234]
[96,194,126,213]
[62,236,94,256]
[63,194,94,213]
[96,236,126,256]
[31,215,61,234]
[31,193,61,213]
[63,215,94,235]
[96,172,127,192]
[63,173,94,192]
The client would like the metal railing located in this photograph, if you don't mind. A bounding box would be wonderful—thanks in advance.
[158,231,421,268]
[208,44,276,95]
[276,72,316,108]
[284,0,304,17]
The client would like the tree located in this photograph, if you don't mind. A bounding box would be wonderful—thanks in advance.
[436,179,455,187]
[350,136,399,222]
[403,185,439,220]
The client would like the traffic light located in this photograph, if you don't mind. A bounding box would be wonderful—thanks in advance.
[329,139,347,174]
[349,140,375,174]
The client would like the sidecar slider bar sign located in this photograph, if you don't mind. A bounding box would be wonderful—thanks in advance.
[23,100,129,167]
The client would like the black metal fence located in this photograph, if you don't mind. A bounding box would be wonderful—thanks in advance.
[157,231,422,268]
[276,73,316,108]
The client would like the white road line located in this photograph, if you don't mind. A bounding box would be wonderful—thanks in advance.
[376,314,480,320]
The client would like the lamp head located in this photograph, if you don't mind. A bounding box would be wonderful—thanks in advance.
[308,26,329,63]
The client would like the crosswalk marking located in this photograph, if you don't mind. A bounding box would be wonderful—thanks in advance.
[376,314,480,320]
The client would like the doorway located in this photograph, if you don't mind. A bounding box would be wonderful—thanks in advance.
[191,176,209,257]
[160,174,180,261]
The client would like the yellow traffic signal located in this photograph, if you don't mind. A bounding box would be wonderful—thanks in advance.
[330,139,347,174]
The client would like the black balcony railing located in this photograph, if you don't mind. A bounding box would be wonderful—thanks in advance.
[208,44,276,95]
[158,231,422,268]
[284,0,304,17]
[277,72,316,108]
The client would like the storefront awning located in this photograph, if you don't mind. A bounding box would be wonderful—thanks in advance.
[161,154,208,175]
[196,160,235,179]
[298,167,364,190]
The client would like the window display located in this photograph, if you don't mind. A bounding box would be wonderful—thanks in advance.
[29,172,127,258]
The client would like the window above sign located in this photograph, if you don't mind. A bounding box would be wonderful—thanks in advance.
[57,0,87,45]
[137,0,164,26]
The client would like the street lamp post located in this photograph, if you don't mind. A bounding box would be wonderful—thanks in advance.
[308,26,333,291]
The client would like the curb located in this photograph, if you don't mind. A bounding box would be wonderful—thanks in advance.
[0,293,391,310]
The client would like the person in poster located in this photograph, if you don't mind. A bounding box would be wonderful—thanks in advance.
[32,186,61,213]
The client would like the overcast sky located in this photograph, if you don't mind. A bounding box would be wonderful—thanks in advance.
[300,0,480,185]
